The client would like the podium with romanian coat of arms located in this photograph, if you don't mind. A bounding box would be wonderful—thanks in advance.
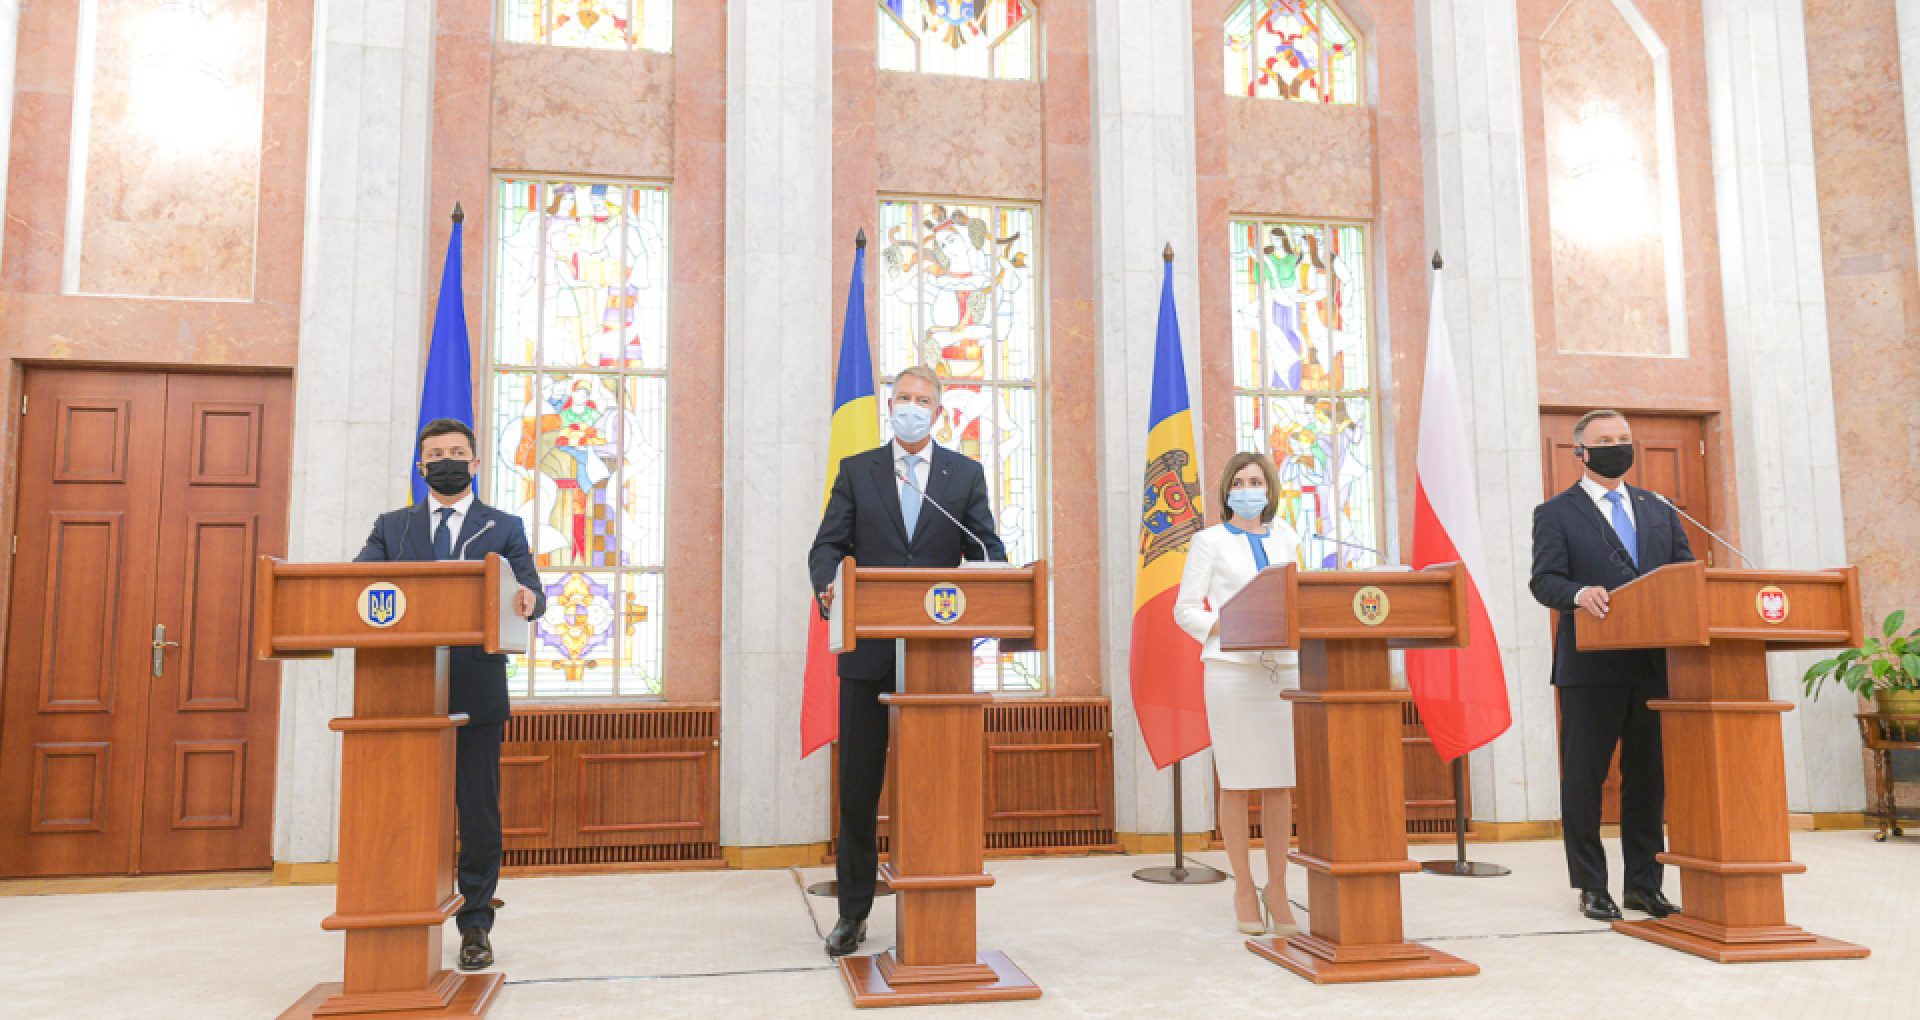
[827,557,1048,1007]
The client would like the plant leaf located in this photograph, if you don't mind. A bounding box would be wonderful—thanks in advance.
[1903,653,1920,682]
[1886,609,1908,636]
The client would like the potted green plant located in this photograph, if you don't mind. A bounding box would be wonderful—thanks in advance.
[1802,610,1920,719]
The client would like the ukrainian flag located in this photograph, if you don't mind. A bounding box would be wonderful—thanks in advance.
[800,236,881,758]
[1129,252,1210,768]
[413,206,476,504]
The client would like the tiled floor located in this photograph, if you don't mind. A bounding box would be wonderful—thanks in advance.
[1,833,1911,1019]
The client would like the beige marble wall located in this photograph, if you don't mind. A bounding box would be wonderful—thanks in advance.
[1226,100,1375,220]
[69,0,268,300]
[1538,0,1674,356]
[876,72,1044,200]
[1805,0,1920,624]
[491,44,675,178]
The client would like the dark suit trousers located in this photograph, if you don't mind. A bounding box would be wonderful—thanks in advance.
[1558,682,1666,893]
[455,722,504,932]
[837,666,897,922]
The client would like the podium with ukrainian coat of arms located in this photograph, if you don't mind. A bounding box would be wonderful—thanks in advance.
[1574,562,1870,962]
[827,557,1048,1007]
[1218,562,1481,983]
[254,555,527,1019]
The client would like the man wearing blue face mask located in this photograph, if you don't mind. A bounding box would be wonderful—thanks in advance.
[806,364,1006,958]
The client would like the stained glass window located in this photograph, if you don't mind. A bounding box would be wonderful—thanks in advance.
[499,0,672,53]
[876,199,1046,694]
[1230,219,1380,569]
[879,0,1035,80]
[1223,0,1360,104]
[490,178,669,698]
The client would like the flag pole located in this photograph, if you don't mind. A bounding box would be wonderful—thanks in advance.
[1132,758,1225,884]
[1414,250,1510,880]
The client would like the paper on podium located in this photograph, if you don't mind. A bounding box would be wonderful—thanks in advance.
[827,561,846,654]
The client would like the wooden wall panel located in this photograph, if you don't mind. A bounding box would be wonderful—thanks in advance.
[500,704,721,870]
[834,698,1120,858]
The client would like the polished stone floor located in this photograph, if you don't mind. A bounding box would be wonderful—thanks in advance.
[1,832,1910,1018]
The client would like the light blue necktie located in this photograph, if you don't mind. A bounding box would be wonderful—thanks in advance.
[1605,490,1638,568]
[900,454,923,542]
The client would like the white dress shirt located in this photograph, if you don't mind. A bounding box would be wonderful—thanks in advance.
[892,439,935,500]
[428,489,476,557]
[1579,474,1634,527]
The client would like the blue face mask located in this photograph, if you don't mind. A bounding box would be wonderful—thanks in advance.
[891,402,933,443]
[1227,488,1269,522]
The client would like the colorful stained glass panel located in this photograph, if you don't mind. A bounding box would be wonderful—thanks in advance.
[877,1,1034,80]
[1224,0,1361,104]
[500,0,673,53]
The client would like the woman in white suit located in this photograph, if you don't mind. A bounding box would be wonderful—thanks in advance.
[1174,451,1302,936]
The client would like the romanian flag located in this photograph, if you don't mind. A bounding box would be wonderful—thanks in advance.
[412,205,476,504]
[1129,252,1210,768]
[800,238,882,759]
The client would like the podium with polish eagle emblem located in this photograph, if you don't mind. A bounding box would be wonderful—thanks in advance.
[1575,561,1870,962]
[1218,562,1480,983]
[254,555,528,1020]
[827,557,1048,1007]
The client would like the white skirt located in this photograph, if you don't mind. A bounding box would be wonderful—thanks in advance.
[1203,659,1298,790]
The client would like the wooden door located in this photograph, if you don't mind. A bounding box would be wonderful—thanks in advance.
[1,369,290,876]
[1540,410,1713,824]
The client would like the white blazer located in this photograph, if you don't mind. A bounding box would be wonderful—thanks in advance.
[1173,522,1303,665]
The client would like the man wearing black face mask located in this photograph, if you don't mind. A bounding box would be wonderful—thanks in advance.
[1529,409,1693,924]
[355,418,545,971]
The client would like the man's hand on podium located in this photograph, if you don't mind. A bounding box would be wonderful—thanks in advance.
[516,586,538,619]
[1575,585,1610,619]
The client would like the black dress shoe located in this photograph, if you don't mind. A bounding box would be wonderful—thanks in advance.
[1624,887,1679,918]
[825,918,868,958]
[458,928,494,970]
[1579,889,1624,921]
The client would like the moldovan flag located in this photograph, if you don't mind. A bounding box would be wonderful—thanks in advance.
[1404,266,1512,761]
[800,239,882,759]
[1129,252,1210,769]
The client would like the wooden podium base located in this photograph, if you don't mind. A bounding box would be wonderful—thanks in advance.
[278,972,504,1020]
[1246,935,1479,984]
[838,950,1041,1008]
[1614,917,1870,963]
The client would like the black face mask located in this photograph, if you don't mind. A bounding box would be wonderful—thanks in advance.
[1581,443,1634,480]
[422,458,473,496]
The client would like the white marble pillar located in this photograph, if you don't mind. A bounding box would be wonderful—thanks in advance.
[1089,0,1215,838]
[1703,0,1863,811]
[717,0,833,848]
[273,0,438,864]
[1416,0,1560,823]
[0,0,20,274]
[1899,0,1920,275]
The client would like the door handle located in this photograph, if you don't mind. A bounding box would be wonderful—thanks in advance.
[152,623,180,678]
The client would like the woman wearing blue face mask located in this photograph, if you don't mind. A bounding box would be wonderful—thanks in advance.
[1173,451,1303,937]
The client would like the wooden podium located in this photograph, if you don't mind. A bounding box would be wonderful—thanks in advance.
[828,558,1046,1007]
[1575,561,1871,962]
[255,555,529,1019]
[1218,563,1479,983]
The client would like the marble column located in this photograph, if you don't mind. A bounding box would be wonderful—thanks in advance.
[0,0,19,274]
[1416,0,1560,823]
[1090,0,1215,839]
[1704,0,1862,811]
[717,0,833,849]
[1900,0,1920,273]
[273,0,438,864]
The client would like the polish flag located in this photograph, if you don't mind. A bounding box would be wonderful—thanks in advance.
[1404,265,1512,761]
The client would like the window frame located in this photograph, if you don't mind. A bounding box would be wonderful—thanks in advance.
[878,0,1039,81]
[1223,0,1365,106]
[1228,215,1385,569]
[483,172,674,701]
[497,0,674,54]
[874,193,1051,695]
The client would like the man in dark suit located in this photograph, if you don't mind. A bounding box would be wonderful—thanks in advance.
[807,365,1005,957]
[1530,409,1692,922]
[356,418,546,970]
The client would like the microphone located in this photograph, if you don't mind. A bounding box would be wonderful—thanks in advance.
[1309,532,1385,563]
[1649,491,1754,568]
[896,467,998,564]
[457,519,496,559]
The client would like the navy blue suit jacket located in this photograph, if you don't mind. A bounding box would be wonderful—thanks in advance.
[807,443,1006,679]
[1529,482,1694,687]
[354,497,546,725]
